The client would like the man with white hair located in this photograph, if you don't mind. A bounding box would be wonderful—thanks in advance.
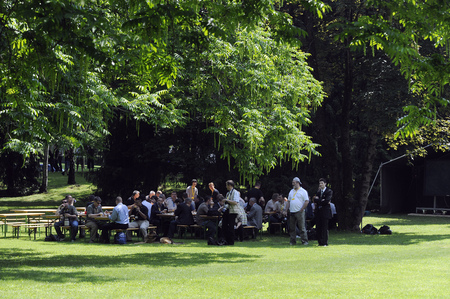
[287,177,309,246]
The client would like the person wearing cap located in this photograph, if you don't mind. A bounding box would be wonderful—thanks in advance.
[186,179,198,200]
[287,177,309,245]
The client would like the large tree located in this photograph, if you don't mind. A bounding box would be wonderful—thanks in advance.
[1,0,326,194]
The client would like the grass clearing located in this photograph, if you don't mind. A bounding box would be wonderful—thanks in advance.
[0,172,96,212]
[0,174,449,298]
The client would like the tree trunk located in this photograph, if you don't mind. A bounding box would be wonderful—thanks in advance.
[336,44,357,231]
[354,130,378,229]
[40,144,49,193]
[67,148,76,185]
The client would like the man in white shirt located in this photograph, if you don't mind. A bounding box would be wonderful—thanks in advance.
[223,180,240,245]
[286,177,309,245]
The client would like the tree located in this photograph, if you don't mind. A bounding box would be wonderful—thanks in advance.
[275,0,421,230]
[344,0,450,137]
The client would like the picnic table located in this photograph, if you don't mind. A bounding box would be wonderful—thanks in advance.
[11,209,57,214]
[0,212,45,237]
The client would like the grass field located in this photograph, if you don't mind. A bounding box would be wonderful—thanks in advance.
[0,174,449,298]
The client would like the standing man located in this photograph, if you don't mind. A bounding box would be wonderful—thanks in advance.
[127,197,149,242]
[245,181,264,211]
[100,196,129,244]
[223,180,240,245]
[85,196,103,243]
[186,179,198,200]
[287,177,309,246]
[313,178,333,246]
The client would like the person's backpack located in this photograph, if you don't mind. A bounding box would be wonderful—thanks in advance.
[362,224,378,235]
[114,232,127,244]
[45,234,58,241]
[207,237,219,246]
[307,228,317,240]
[378,225,392,235]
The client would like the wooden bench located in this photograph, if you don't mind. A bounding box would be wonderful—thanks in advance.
[415,207,450,215]
[189,224,205,239]
[269,222,284,234]
[243,226,256,239]
[176,225,190,239]
[11,223,46,240]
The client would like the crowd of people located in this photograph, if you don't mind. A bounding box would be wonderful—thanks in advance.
[53,177,337,246]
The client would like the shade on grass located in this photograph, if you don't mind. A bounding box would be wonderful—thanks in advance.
[0,214,448,298]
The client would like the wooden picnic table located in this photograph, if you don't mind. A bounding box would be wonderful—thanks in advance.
[100,206,115,211]
[11,209,57,214]
[0,212,45,237]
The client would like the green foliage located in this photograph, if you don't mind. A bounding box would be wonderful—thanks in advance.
[1,0,325,186]
[182,26,324,184]
[339,0,450,137]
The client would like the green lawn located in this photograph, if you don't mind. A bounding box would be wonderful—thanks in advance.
[0,172,96,213]
[0,174,449,298]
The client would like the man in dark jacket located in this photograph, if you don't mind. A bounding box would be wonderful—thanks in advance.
[167,198,194,238]
[196,196,216,240]
[313,178,333,246]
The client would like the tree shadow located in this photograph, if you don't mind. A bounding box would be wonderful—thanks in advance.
[0,247,261,283]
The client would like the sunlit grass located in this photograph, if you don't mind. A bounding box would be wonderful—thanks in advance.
[0,214,448,298]
[0,172,96,212]
[0,177,449,298]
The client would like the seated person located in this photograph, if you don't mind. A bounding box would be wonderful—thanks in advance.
[167,198,194,239]
[275,194,288,224]
[100,196,129,244]
[196,196,217,240]
[165,191,178,212]
[142,195,152,222]
[247,197,263,230]
[145,190,156,201]
[54,198,79,242]
[85,194,96,208]
[85,196,104,243]
[150,196,168,233]
[127,197,150,242]
[182,192,195,211]
[234,204,247,242]
[193,195,203,211]
[207,182,220,202]
[125,190,140,207]
[266,193,283,233]
[265,193,278,213]
[209,194,226,216]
